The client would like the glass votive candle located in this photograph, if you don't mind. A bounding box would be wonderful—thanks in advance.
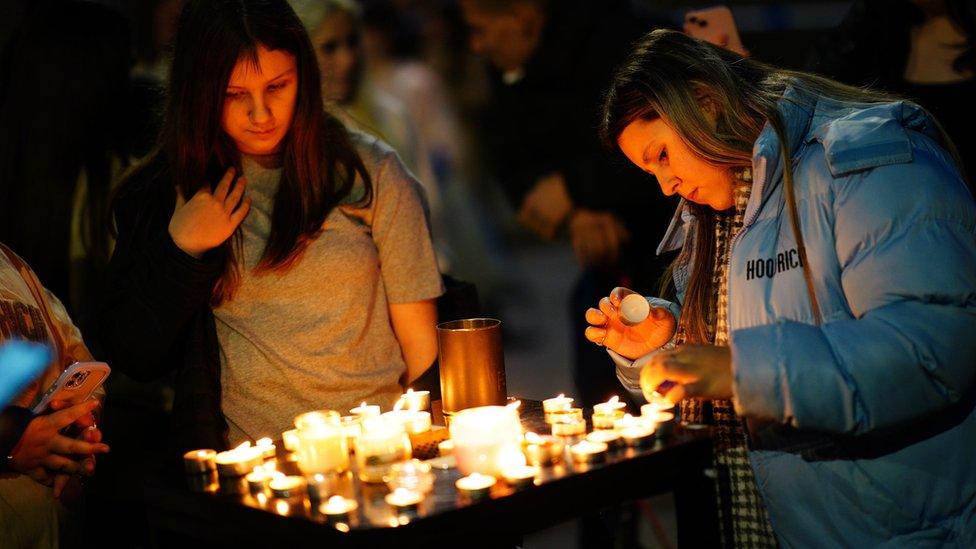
[306,472,338,504]
[570,440,608,465]
[349,402,381,419]
[542,394,574,414]
[585,429,623,450]
[396,389,431,412]
[245,467,276,496]
[384,459,435,494]
[522,432,564,467]
[385,487,423,515]
[455,473,496,500]
[320,495,358,523]
[355,416,412,483]
[550,410,586,437]
[450,405,524,477]
[592,410,626,430]
[339,415,363,449]
[294,410,349,475]
[500,464,539,490]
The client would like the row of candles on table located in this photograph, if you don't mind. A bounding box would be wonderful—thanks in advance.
[183,389,675,526]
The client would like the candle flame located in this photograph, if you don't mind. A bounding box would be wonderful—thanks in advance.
[557,393,565,399]
[405,388,415,396]
[232,440,251,451]
[393,397,405,412]
[256,437,273,447]
[606,396,619,405]
[507,399,522,410]
[524,431,542,443]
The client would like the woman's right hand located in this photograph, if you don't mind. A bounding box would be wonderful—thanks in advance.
[584,287,676,360]
[8,400,110,483]
[168,167,251,258]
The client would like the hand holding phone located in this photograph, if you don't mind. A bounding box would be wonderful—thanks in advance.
[32,361,110,415]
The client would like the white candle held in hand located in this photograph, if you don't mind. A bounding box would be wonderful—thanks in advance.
[620,294,650,326]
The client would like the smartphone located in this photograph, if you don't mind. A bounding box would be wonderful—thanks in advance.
[684,6,749,57]
[32,361,110,415]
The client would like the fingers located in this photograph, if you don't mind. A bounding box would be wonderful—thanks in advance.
[28,468,54,486]
[584,326,607,345]
[585,307,607,327]
[41,455,88,477]
[213,167,237,202]
[609,287,635,307]
[53,474,70,499]
[49,399,67,411]
[649,306,671,321]
[229,197,252,228]
[598,296,616,318]
[225,176,247,211]
[48,400,100,430]
[49,433,109,456]
[83,427,102,443]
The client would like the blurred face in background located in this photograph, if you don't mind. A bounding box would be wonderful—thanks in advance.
[312,10,360,103]
[460,0,545,73]
[221,45,298,155]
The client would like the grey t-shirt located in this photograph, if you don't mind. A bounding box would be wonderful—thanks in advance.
[215,132,444,443]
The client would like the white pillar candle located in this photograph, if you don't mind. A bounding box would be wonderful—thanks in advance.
[450,405,524,477]
[294,411,349,475]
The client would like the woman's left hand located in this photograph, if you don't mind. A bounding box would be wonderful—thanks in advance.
[639,344,733,402]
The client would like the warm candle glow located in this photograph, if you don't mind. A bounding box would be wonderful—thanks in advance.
[456,472,497,491]
[542,394,574,414]
[321,495,357,516]
[385,487,423,507]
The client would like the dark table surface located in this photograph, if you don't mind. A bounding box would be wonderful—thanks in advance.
[143,400,718,548]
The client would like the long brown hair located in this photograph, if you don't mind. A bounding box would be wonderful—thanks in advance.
[120,0,372,306]
[601,29,961,343]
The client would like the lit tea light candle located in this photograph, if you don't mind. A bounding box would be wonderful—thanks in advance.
[382,409,432,435]
[215,442,264,477]
[594,395,627,415]
[500,464,539,490]
[350,401,381,419]
[245,466,275,496]
[282,429,300,452]
[269,475,306,501]
[570,440,608,464]
[545,406,584,425]
[620,424,656,448]
[456,472,496,500]
[320,495,358,522]
[255,437,276,460]
[396,388,431,412]
[585,429,623,450]
[183,449,217,474]
[551,418,586,437]
[438,439,454,457]
[542,394,574,414]
[385,487,423,514]
[183,449,218,493]
[522,432,564,467]
[613,413,654,432]
[642,391,676,414]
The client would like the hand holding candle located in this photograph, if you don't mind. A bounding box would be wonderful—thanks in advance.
[584,287,676,359]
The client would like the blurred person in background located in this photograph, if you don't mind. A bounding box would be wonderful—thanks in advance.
[808,0,976,189]
[460,0,675,408]
[0,243,109,549]
[0,0,133,330]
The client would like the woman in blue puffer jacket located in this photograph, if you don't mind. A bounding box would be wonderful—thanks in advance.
[586,29,976,547]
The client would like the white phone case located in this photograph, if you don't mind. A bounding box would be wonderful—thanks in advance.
[32,361,110,414]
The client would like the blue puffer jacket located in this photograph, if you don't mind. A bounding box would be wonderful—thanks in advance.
[614,84,976,547]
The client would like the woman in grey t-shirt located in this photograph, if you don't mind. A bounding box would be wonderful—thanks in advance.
[102,0,442,448]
